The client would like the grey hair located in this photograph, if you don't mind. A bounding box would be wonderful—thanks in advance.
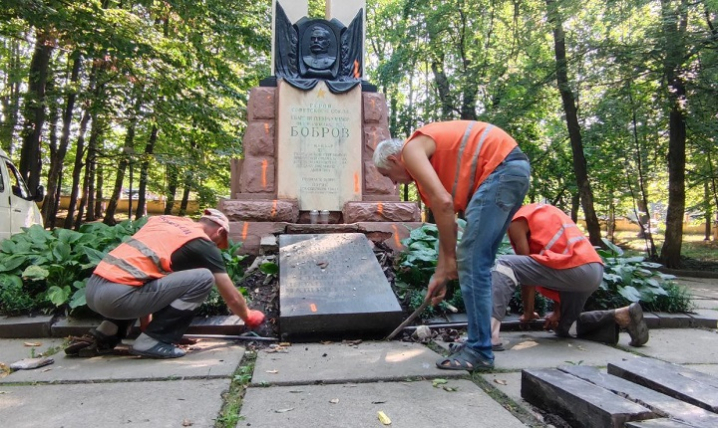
[373,138,404,169]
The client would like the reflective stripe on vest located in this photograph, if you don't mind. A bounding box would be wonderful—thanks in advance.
[450,121,477,201]
[100,237,171,282]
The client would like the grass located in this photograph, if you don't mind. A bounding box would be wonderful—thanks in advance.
[214,351,256,428]
[611,231,718,264]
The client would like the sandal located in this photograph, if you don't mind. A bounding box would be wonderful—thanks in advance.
[627,303,649,347]
[129,341,186,359]
[448,341,504,353]
[436,346,494,372]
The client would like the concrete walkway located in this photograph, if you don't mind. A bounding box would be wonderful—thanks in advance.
[0,276,716,428]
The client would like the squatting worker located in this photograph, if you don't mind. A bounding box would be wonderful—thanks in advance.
[66,209,265,359]
[490,203,648,348]
[373,121,530,371]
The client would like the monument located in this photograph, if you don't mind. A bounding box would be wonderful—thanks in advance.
[221,0,422,255]
[217,0,423,339]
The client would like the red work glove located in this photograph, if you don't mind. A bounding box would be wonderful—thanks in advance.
[244,310,265,329]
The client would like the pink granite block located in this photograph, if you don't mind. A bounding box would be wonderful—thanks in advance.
[229,221,288,255]
[364,160,397,195]
[363,92,388,124]
[356,221,424,253]
[363,124,392,157]
[239,156,275,193]
[243,121,275,157]
[220,199,299,222]
[248,87,276,121]
[343,201,421,223]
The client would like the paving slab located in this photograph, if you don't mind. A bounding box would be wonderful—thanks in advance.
[440,331,639,371]
[0,378,228,428]
[481,371,548,422]
[239,379,526,428]
[0,339,244,384]
[687,364,718,377]
[692,299,718,310]
[616,328,718,364]
[251,341,464,386]
[674,277,718,300]
[0,338,66,365]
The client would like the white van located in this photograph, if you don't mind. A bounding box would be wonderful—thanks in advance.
[0,147,44,240]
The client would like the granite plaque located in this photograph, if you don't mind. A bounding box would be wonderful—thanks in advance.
[279,233,402,339]
[276,80,362,210]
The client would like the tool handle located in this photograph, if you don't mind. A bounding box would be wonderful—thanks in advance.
[385,298,431,341]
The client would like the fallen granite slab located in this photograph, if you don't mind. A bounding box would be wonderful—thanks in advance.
[607,357,718,413]
[521,368,655,428]
[625,419,697,428]
[0,378,228,428]
[560,364,718,428]
[239,379,526,428]
[251,341,464,386]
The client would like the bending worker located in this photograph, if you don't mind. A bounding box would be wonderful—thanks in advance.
[373,121,530,371]
[491,203,649,348]
[66,209,265,359]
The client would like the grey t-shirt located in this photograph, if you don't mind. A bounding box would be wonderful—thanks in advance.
[170,238,226,274]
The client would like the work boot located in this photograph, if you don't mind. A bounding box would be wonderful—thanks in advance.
[615,303,649,347]
[64,329,122,357]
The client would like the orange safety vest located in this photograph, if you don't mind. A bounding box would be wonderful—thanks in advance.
[404,121,517,212]
[511,203,603,270]
[93,216,211,286]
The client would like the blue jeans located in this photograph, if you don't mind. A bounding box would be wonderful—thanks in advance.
[457,148,530,362]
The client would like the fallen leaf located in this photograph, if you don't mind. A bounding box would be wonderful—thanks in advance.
[317,261,329,269]
[279,342,292,347]
[493,379,508,386]
[275,408,295,413]
[512,340,539,351]
[377,411,391,425]
[266,370,279,374]
[289,390,304,393]
[577,345,587,351]
[372,400,386,404]
[442,386,458,392]
[182,419,193,426]
[0,391,10,394]
[23,342,42,347]
[329,398,339,404]
[432,378,448,387]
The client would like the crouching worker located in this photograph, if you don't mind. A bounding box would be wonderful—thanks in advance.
[65,209,265,359]
[491,203,648,349]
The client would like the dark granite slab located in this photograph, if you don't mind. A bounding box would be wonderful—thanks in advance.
[608,357,718,412]
[279,233,402,340]
[521,368,655,428]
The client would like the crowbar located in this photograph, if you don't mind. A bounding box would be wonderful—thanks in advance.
[386,298,431,341]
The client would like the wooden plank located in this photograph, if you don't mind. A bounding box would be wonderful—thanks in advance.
[521,368,655,428]
[608,357,718,413]
[560,365,718,428]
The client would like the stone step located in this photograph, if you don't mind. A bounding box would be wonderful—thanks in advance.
[521,368,655,428]
[608,357,718,413]
[559,365,718,428]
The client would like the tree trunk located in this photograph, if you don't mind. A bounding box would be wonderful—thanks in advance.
[19,29,53,192]
[64,108,90,229]
[430,55,453,120]
[43,50,82,225]
[164,164,179,215]
[545,0,602,246]
[1,38,22,154]
[75,112,101,230]
[136,123,158,219]
[659,0,689,268]
[95,163,104,219]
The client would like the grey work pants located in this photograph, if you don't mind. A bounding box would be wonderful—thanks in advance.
[491,255,606,338]
[86,269,214,343]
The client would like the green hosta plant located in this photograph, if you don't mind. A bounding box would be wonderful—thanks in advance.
[585,239,693,312]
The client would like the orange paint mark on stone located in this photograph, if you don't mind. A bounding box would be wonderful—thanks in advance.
[242,222,249,240]
[377,202,383,215]
[354,172,360,193]
[392,224,401,248]
[310,303,317,313]
[261,159,268,188]
[353,60,360,78]
[264,123,269,134]
[271,200,277,218]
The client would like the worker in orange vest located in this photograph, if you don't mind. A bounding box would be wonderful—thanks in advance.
[490,203,649,349]
[65,209,265,358]
[374,121,530,371]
